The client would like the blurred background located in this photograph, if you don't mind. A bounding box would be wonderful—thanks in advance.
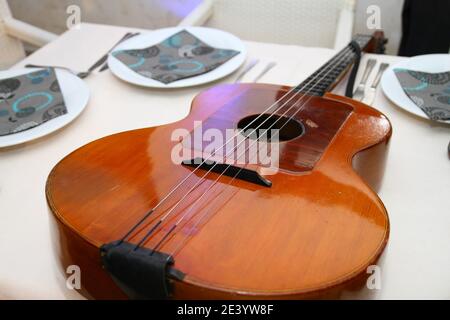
[2,0,449,70]
[7,0,403,54]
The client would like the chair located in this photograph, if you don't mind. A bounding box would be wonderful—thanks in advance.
[0,0,57,69]
[179,0,355,50]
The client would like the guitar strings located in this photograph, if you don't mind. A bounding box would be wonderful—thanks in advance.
[137,47,357,252]
[122,44,357,247]
[119,46,355,245]
[130,46,357,249]
[154,49,357,256]
[129,46,356,249]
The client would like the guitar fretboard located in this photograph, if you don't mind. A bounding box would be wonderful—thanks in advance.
[294,35,372,96]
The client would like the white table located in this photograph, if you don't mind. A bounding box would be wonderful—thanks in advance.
[0,23,449,300]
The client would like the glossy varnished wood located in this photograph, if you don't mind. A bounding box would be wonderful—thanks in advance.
[46,83,391,299]
[183,86,353,172]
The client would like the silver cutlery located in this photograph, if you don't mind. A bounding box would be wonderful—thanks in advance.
[234,59,259,83]
[363,62,389,105]
[25,64,91,79]
[99,32,141,72]
[25,32,140,79]
[353,58,377,101]
[253,61,277,83]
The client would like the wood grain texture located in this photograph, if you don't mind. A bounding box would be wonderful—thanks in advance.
[46,83,392,299]
[182,86,353,173]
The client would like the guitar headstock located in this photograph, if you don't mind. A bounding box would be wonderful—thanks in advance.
[353,31,388,54]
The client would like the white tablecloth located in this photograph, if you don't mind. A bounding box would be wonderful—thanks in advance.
[0,23,449,299]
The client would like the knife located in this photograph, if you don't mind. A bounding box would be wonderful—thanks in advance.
[363,63,389,105]
[234,59,259,83]
[93,32,140,72]
[253,61,277,83]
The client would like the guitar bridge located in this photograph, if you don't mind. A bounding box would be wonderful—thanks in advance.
[182,157,272,188]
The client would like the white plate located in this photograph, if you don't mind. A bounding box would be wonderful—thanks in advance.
[108,27,247,88]
[381,54,450,124]
[0,68,90,148]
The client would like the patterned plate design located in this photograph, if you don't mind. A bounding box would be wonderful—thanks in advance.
[0,68,89,148]
[0,69,67,136]
[381,54,450,124]
[107,27,247,89]
[113,30,240,84]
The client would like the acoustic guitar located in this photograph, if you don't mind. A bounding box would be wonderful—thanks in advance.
[46,32,391,299]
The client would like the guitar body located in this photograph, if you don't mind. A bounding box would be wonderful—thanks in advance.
[46,83,391,299]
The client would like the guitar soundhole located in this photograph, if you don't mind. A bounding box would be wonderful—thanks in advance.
[237,113,305,142]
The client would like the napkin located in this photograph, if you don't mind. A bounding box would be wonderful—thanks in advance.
[112,30,240,84]
[394,68,450,121]
[0,68,67,136]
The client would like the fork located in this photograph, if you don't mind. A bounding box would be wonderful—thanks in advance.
[353,58,376,101]
[363,63,389,105]
[25,64,91,78]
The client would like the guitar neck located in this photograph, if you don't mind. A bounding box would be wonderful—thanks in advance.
[294,34,373,96]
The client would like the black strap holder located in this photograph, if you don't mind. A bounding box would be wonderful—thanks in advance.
[100,241,175,300]
[345,40,362,98]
